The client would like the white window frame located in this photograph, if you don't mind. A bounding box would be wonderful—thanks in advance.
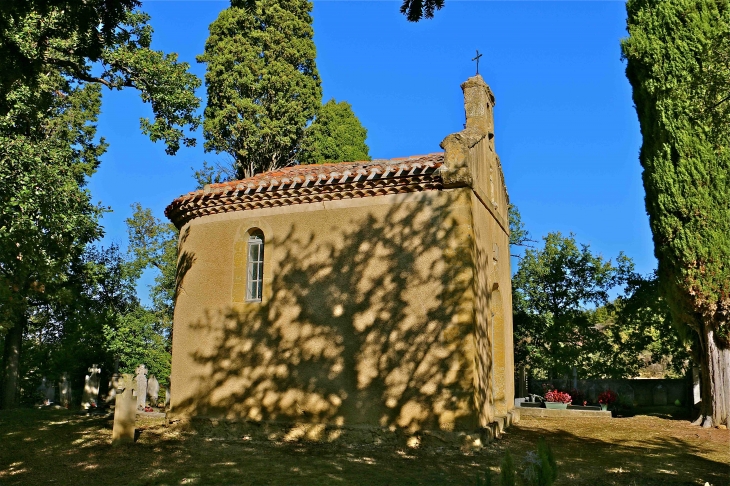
[246,232,264,302]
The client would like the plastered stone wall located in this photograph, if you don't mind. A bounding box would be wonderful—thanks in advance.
[170,189,481,432]
[440,75,515,424]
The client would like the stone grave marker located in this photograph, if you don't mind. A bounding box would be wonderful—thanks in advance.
[134,364,148,410]
[59,373,72,408]
[164,385,171,410]
[36,378,48,405]
[81,364,101,409]
[147,375,160,407]
[111,374,136,445]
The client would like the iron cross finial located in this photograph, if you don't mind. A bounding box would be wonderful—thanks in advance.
[472,49,483,75]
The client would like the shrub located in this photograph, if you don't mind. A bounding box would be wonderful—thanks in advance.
[500,450,516,486]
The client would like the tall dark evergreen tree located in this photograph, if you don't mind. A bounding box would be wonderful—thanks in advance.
[622,0,730,426]
[198,0,322,179]
[300,99,370,165]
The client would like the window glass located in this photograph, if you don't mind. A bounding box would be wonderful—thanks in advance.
[246,231,264,301]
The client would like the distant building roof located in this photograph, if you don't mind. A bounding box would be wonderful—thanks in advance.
[166,153,444,229]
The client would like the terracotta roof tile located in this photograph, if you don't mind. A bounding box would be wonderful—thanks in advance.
[176,153,443,200]
[165,153,444,226]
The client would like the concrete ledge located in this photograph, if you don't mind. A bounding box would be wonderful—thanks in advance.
[518,407,611,418]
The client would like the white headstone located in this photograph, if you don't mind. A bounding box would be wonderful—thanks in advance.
[134,364,148,410]
[36,377,49,405]
[147,375,160,406]
[81,364,101,409]
[59,373,72,408]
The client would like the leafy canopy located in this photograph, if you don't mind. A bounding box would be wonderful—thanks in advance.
[0,77,107,332]
[513,232,633,378]
[198,0,321,179]
[300,99,370,165]
[0,2,201,155]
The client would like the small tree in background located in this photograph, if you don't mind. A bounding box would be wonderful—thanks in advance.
[512,232,633,379]
[300,99,370,165]
[622,0,730,426]
[198,0,321,179]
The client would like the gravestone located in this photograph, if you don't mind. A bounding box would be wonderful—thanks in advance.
[147,375,160,406]
[36,378,48,404]
[59,373,72,408]
[518,365,527,398]
[134,364,148,410]
[106,373,122,408]
[81,364,101,409]
[111,374,136,445]
[164,385,171,410]
[652,384,668,406]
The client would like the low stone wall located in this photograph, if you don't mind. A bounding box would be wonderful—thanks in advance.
[527,378,689,407]
[168,411,520,450]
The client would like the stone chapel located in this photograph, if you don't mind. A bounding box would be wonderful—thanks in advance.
[165,75,517,442]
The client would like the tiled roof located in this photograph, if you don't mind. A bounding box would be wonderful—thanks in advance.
[165,153,444,228]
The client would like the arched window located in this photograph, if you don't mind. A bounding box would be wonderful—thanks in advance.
[246,230,264,301]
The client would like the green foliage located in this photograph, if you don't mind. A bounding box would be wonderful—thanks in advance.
[125,203,178,336]
[300,99,370,165]
[500,450,516,486]
[513,232,633,378]
[536,438,557,486]
[0,76,106,335]
[198,0,322,179]
[103,307,171,386]
[14,244,136,404]
[594,272,690,378]
[0,0,199,406]
[621,0,730,344]
[0,3,201,154]
[508,204,531,247]
[400,0,445,21]
[521,439,558,486]
[475,470,492,486]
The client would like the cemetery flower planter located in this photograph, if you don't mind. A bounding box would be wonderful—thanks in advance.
[600,403,608,411]
[544,402,569,409]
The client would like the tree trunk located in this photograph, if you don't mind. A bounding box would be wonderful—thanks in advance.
[695,323,730,427]
[1,321,24,409]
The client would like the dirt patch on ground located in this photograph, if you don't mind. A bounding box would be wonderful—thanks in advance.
[0,408,727,485]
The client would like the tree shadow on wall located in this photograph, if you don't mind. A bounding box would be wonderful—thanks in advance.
[177,189,497,435]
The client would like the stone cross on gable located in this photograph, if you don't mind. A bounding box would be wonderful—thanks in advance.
[88,364,101,375]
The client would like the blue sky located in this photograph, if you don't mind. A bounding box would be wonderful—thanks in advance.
[89,1,655,299]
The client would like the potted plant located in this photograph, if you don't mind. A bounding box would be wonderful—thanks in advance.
[597,389,618,411]
[544,390,572,409]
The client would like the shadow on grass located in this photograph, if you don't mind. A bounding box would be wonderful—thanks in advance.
[1,408,728,486]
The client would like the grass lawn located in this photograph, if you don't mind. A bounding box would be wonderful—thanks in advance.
[0,407,727,485]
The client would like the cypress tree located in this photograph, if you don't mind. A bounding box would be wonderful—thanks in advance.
[198,0,322,179]
[622,0,730,426]
[300,99,370,165]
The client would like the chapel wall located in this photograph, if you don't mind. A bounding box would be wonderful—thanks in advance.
[441,75,514,423]
[168,188,481,433]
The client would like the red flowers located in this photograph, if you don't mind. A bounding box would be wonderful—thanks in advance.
[544,390,572,403]
[598,390,618,405]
